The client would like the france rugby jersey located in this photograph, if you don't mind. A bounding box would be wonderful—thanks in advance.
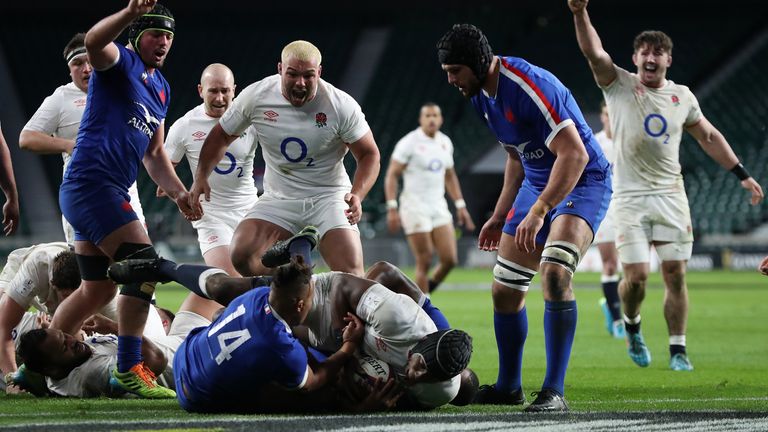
[471,56,609,189]
[65,44,170,190]
[175,287,309,404]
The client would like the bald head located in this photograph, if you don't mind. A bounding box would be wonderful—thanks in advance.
[198,63,236,118]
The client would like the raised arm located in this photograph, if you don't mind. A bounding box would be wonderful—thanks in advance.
[687,118,764,205]
[568,0,617,87]
[85,0,154,70]
[345,131,381,225]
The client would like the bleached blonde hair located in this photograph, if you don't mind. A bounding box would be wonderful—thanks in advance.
[281,40,322,65]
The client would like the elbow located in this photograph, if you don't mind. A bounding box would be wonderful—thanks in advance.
[18,132,31,151]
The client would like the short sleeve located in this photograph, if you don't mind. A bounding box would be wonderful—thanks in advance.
[336,93,370,144]
[684,90,704,127]
[220,83,259,137]
[273,338,309,389]
[5,252,48,311]
[390,135,413,164]
[164,117,187,163]
[507,67,575,148]
[23,93,62,135]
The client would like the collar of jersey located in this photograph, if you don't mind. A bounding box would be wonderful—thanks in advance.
[268,302,293,334]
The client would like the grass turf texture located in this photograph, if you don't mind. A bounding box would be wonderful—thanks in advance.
[1,270,766,428]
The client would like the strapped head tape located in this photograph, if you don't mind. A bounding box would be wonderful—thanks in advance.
[412,329,473,381]
[127,3,175,49]
[436,24,493,84]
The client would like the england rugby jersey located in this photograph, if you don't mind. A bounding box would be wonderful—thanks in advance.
[594,130,616,165]
[219,75,370,199]
[165,104,259,208]
[65,44,170,190]
[391,128,454,206]
[46,334,123,398]
[601,66,703,197]
[471,56,609,190]
[0,242,70,313]
[22,82,145,238]
[175,287,309,403]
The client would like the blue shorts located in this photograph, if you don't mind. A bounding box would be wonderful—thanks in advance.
[59,179,138,245]
[503,173,612,245]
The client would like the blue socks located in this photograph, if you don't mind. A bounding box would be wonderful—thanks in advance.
[158,260,217,299]
[494,308,528,394]
[422,298,450,330]
[117,335,142,373]
[542,300,577,396]
[601,275,622,321]
[289,238,313,266]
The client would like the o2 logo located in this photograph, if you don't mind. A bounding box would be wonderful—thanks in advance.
[280,137,315,166]
[427,158,444,172]
[644,113,670,144]
[214,152,244,177]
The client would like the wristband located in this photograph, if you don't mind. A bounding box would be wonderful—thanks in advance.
[454,199,466,209]
[386,199,398,210]
[731,163,750,181]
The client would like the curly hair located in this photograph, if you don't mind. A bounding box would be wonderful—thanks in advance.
[16,329,50,374]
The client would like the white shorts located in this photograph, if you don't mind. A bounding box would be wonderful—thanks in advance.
[594,201,616,244]
[193,204,251,255]
[614,193,694,264]
[150,311,211,389]
[399,199,453,235]
[244,191,359,238]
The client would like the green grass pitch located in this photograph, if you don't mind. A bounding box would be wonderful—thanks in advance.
[1,269,766,428]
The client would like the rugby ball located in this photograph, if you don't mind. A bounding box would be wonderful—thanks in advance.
[351,355,391,388]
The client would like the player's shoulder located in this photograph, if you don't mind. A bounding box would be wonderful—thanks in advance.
[498,55,565,93]
[318,79,360,110]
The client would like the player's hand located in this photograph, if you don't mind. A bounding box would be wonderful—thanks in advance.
[741,178,764,206]
[341,312,364,345]
[567,0,589,14]
[82,314,118,335]
[175,190,202,221]
[35,312,51,329]
[457,208,476,231]
[188,179,210,217]
[515,212,544,254]
[344,193,362,225]
[2,199,19,236]
[478,216,505,251]
[759,256,768,276]
[128,0,156,16]
[357,378,405,412]
[386,209,401,233]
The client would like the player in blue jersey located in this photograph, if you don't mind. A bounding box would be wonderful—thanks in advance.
[170,257,364,413]
[51,0,198,399]
[437,24,612,412]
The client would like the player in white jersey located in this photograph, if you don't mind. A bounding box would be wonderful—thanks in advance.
[165,64,258,276]
[0,243,84,386]
[592,101,624,339]
[19,33,147,243]
[384,103,475,294]
[0,122,19,236]
[189,40,380,277]
[570,0,764,371]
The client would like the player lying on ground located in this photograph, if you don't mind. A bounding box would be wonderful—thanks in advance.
[13,295,203,398]
[108,230,473,410]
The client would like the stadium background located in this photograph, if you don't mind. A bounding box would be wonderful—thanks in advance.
[0,0,766,271]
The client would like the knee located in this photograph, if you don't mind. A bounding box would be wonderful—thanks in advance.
[229,245,252,275]
[662,264,686,291]
[540,265,572,301]
[440,255,458,270]
[624,272,648,292]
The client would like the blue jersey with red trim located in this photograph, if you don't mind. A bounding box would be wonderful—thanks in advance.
[471,56,609,189]
[65,44,170,190]
[175,287,309,405]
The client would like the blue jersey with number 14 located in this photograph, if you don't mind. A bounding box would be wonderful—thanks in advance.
[174,287,309,409]
[471,56,610,190]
